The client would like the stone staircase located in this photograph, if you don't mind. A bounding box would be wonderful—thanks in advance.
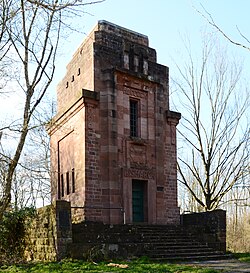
[136,225,228,261]
[70,222,229,261]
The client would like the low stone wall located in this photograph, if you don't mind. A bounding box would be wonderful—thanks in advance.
[180,210,226,252]
[24,202,227,261]
[25,200,72,261]
[70,222,144,260]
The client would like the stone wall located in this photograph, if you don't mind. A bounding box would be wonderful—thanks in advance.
[24,201,227,261]
[180,210,226,252]
[25,200,72,261]
[70,222,144,260]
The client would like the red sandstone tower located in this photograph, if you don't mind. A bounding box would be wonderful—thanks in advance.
[48,21,181,225]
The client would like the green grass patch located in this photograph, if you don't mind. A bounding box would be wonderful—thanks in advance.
[232,252,250,263]
[0,259,221,273]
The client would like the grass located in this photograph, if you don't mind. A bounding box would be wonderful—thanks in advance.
[0,259,221,273]
[232,252,250,263]
[1,253,249,272]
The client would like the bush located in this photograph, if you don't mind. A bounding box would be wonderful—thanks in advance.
[227,211,250,253]
[0,207,35,264]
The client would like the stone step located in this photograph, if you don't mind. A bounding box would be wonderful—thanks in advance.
[151,245,211,250]
[144,248,217,254]
[150,253,230,261]
[140,241,206,247]
[131,225,226,261]
[140,237,206,242]
[143,234,196,237]
[73,234,201,244]
[148,248,224,255]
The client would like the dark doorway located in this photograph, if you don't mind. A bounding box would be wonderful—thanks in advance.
[132,180,147,222]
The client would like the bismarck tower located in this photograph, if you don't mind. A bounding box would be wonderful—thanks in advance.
[47,21,181,225]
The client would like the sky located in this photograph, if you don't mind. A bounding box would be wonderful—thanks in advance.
[1,0,250,137]
[52,0,250,95]
[1,0,249,208]
[1,0,250,114]
[2,0,250,148]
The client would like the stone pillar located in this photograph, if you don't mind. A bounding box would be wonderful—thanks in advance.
[181,210,226,252]
[55,200,72,260]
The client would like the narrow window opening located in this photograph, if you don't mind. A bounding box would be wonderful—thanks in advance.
[77,68,81,75]
[111,110,116,118]
[58,174,61,199]
[134,55,139,72]
[66,81,69,88]
[71,75,74,82]
[129,47,134,71]
[143,60,148,75]
[72,168,75,193]
[130,100,139,137]
[66,171,70,195]
[157,186,164,192]
[139,52,143,73]
[123,53,129,69]
[61,173,64,197]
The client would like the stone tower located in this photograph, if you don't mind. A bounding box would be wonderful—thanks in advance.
[47,21,181,225]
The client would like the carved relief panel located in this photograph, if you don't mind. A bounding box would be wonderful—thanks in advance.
[129,143,147,168]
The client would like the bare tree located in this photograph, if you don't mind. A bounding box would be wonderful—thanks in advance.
[11,123,52,210]
[0,0,105,219]
[173,37,250,211]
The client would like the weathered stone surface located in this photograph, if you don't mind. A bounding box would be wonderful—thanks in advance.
[25,200,72,261]
[23,202,226,261]
[181,210,227,252]
[47,20,181,225]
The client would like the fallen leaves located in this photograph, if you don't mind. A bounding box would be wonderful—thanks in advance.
[107,263,129,269]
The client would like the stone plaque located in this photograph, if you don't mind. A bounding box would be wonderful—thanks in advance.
[123,86,147,99]
[123,168,155,179]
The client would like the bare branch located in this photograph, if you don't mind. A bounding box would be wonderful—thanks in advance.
[194,4,250,51]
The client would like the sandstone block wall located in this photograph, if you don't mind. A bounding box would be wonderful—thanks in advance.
[25,200,72,261]
[181,210,226,252]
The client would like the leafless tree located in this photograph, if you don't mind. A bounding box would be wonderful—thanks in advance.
[11,122,52,209]
[173,37,249,211]
[0,0,105,219]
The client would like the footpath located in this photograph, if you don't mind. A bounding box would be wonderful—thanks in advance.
[183,259,250,273]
